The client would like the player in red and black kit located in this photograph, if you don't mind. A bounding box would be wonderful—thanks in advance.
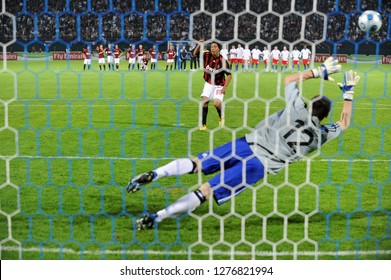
[113,44,123,71]
[140,54,149,71]
[83,46,92,70]
[97,44,106,71]
[136,44,145,71]
[127,44,137,71]
[165,44,176,71]
[106,44,114,71]
[149,45,158,70]
[194,40,232,130]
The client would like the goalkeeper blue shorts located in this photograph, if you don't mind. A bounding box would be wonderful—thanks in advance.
[198,137,265,205]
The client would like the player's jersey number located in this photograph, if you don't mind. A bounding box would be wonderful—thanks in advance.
[283,120,314,152]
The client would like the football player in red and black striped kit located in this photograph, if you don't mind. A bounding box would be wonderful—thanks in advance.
[194,39,232,130]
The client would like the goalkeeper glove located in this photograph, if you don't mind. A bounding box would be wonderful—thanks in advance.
[311,56,342,81]
[337,70,360,101]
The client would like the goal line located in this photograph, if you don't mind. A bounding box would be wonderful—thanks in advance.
[2,246,390,258]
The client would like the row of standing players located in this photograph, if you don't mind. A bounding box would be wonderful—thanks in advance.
[225,44,312,72]
[81,43,312,72]
[81,43,200,71]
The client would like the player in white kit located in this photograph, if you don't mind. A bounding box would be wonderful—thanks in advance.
[270,46,281,72]
[291,46,301,72]
[251,45,262,70]
[301,45,311,70]
[220,44,229,60]
[236,44,244,71]
[262,46,270,71]
[229,45,237,70]
[280,46,290,72]
[242,46,251,72]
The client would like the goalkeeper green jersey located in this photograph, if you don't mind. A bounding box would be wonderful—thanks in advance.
[245,82,342,174]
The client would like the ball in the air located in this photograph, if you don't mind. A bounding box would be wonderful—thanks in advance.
[358,10,382,33]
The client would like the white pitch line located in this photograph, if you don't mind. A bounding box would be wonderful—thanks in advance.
[1,246,390,258]
[6,102,391,111]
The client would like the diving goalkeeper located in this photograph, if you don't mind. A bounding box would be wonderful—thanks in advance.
[127,57,360,230]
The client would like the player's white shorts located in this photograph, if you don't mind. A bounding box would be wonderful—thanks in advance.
[137,56,143,64]
[151,58,157,63]
[107,56,114,63]
[201,82,225,102]
[129,57,136,64]
[84,59,91,65]
[114,58,120,64]
[98,58,105,64]
[167,59,174,64]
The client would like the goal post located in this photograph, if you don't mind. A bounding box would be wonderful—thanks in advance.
[0,0,390,260]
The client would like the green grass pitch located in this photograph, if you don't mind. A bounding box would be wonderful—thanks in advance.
[0,59,390,260]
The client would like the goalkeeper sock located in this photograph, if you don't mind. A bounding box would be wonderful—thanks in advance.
[155,158,196,179]
[156,190,206,222]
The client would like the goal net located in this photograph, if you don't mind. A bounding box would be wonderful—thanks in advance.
[0,0,390,260]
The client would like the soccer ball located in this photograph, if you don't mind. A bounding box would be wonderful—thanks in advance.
[358,10,382,33]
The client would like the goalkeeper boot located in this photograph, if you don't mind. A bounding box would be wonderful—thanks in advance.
[126,171,157,193]
[136,213,157,230]
[218,118,224,126]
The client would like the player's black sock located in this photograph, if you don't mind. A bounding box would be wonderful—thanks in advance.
[202,106,208,126]
[99,65,101,70]
[216,107,222,119]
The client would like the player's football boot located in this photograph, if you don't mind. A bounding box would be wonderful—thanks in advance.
[199,125,207,131]
[136,213,157,230]
[126,171,157,193]
[218,118,224,126]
